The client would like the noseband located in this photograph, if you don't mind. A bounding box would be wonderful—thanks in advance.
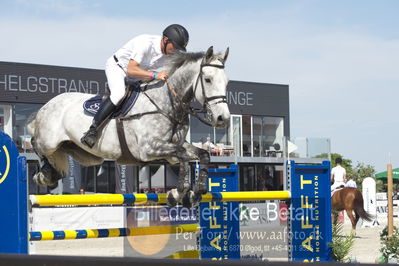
[132,58,227,128]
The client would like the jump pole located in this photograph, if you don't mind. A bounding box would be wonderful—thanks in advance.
[29,224,199,241]
[30,191,291,207]
[0,131,332,261]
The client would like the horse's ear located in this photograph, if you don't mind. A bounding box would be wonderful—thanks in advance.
[204,46,214,63]
[222,47,229,64]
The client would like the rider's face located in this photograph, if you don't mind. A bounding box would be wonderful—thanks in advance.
[165,41,176,55]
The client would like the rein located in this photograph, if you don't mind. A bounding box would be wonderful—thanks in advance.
[165,80,212,127]
[120,59,227,128]
[165,62,227,127]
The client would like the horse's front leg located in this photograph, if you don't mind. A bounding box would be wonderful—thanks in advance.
[142,140,193,207]
[169,144,201,209]
[163,142,210,208]
[167,160,191,208]
[180,142,210,205]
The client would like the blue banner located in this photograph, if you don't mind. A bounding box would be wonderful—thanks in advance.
[0,131,28,254]
[199,165,240,260]
[289,160,332,262]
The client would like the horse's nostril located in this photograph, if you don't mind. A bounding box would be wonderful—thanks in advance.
[217,115,223,122]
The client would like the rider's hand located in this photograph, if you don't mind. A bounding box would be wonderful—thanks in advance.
[156,71,169,81]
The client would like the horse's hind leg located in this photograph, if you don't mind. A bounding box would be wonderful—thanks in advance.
[345,209,357,231]
[354,211,360,228]
[34,149,68,186]
[332,210,339,225]
[193,148,210,200]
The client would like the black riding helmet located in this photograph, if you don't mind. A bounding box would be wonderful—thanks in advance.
[163,24,189,52]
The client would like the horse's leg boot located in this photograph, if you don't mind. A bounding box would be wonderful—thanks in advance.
[81,98,117,148]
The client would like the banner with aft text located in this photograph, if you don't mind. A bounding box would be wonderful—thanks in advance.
[199,165,240,260]
[289,160,332,262]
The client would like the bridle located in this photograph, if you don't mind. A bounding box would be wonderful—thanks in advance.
[121,57,227,129]
[166,60,227,126]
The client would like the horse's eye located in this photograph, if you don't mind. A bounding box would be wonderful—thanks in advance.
[205,78,211,83]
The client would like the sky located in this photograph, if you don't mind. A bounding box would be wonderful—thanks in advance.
[0,0,398,172]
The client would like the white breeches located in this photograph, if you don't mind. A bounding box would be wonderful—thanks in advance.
[331,181,345,191]
[105,57,127,105]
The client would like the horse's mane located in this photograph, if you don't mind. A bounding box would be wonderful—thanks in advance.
[168,51,205,75]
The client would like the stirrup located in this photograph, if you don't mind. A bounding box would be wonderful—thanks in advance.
[81,128,98,148]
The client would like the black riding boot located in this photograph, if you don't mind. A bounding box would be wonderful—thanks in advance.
[81,98,117,148]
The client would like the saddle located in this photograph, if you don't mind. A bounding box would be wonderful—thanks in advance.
[82,78,148,165]
[331,185,345,197]
[83,78,142,117]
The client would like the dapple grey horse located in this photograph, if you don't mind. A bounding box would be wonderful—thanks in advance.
[27,46,230,207]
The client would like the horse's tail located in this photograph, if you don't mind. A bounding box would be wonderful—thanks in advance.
[354,189,374,221]
[26,111,38,136]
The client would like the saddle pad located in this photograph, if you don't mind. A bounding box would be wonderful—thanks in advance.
[83,89,140,118]
[331,187,343,197]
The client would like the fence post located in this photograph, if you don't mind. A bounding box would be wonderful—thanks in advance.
[0,131,28,254]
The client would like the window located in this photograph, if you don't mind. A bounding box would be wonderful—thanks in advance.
[253,116,284,157]
[253,117,263,157]
[81,166,95,192]
[166,165,179,191]
[12,103,42,152]
[190,114,232,156]
[149,165,165,192]
[215,127,230,146]
[95,162,115,193]
[138,164,167,193]
[242,115,252,157]
[0,105,12,137]
[0,107,3,132]
[263,117,284,151]
[80,161,116,193]
[240,165,255,191]
[189,114,213,144]
[255,165,275,191]
[190,114,285,158]
[231,115,242,157]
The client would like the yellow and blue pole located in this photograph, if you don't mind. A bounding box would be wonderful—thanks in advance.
[29,224,199,241]
[30,191,291,207]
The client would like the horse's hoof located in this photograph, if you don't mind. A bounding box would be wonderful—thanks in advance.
[182,190,195,209]
[194,182,207,195]
[33,172,57,186]
[167,189,179,207]
[182,196,192,209]
[33,172,45,186]
[190,191,203,208]
[177,182,190,194]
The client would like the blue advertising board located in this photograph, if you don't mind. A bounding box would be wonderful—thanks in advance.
[289,160,332,262]
[199,164,240,260]
[0,131,28,254]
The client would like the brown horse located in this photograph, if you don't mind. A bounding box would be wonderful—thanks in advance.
[332,187,374,230]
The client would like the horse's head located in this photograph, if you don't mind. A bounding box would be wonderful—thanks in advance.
[193,46,230,128]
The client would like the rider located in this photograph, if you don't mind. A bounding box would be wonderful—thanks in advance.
[331,157,347,191]
[345,177,357,188]
[81,24,189,148]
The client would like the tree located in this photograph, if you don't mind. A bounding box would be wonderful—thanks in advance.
[329,153,352,169]
[347,162,375,187]
[316,153,376,191]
